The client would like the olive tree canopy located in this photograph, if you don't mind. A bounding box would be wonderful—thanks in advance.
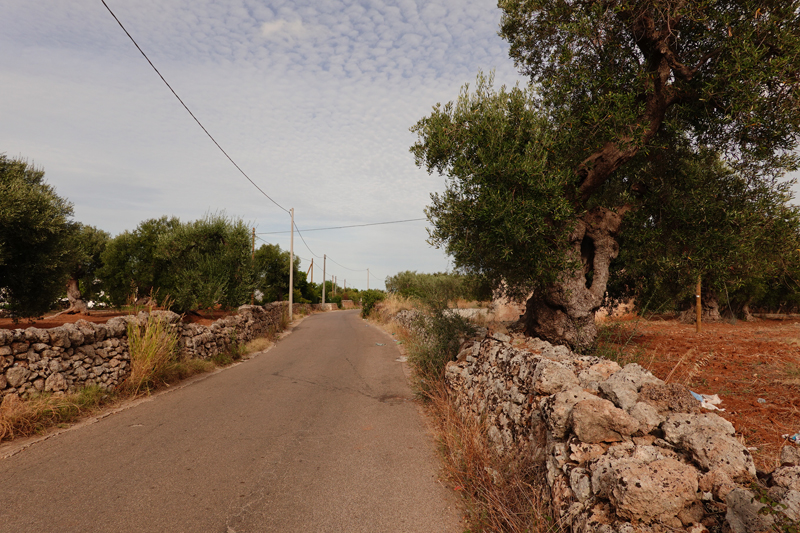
[413,0,800,348]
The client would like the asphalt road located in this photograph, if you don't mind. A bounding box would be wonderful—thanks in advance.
[0,310,462,532]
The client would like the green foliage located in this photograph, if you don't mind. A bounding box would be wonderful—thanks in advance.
[157,214,254,312]
[408,308,474,393]
[411,74,577,299]
[499,0,800,183]
[360,289,386,318]
[101,214,254,312]
[385,270,493,304]
[608,144,800,315]
[750,482,800,533]
[64,223,111,302]
[0,155,75,318]
[99,216,181,306]
[253,243,302,303]
[327,294,343,309]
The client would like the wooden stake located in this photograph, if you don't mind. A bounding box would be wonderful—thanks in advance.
[696,276,702,333]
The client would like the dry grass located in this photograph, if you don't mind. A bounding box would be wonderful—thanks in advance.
[123,314,180,395]
[426,384,556,533]
[373,294,414,321]
[244,337,273,354]
[0,385,113,442]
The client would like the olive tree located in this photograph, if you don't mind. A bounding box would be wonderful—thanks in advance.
[0,155,74,318]
[413,0,800,349]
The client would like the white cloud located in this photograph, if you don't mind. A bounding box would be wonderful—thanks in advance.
[0,0,526,289]
[261,19,308,38]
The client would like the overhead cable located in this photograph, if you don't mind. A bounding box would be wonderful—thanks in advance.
[100,0,289,214]
[257,217,426,235]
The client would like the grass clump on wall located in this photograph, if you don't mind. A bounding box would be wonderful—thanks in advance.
[124,314,180,395]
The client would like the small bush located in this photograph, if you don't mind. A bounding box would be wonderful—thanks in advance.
[407,308,474,394]
[124,313,180,395]
[360,289,386,318]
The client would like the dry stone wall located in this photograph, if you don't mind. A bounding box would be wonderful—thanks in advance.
[0,303,301,400]
[445,332,800,533]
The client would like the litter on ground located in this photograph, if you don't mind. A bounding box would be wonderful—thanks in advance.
[783,432,800,443]
[690,391,725,411]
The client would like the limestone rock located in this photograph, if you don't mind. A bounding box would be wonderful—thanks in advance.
[592,456,698,524]
[6,366,30,388]
[604,363,663,392]
[639,382,700,414]
[628,402,664,434]
[570,467,593,502]
[45,372,68,392]
[571,398,641,443]
[533,359,579,395]
[772,466,800,491]
[725,488,775,533]
[781,445,800,467]
[599,379,639,411]
[662,413,756,481]
[577,359,622,387]
[540,387,599,439]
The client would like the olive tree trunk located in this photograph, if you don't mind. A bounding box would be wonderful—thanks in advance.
[519,207,625,350]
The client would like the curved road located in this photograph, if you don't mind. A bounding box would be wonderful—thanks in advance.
[0,310,462,532]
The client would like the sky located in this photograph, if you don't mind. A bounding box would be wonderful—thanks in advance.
[3,1,798,292]
[1,0,526,291]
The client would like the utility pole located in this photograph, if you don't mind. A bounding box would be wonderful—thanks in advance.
[289,208,294,321]
[322,254,326,305]
[308,258,313,284]
[251,227,255,305]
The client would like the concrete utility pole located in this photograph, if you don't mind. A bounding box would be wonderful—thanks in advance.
[251,227,256,305]
[322,254,326,305]
[289,208,294,321]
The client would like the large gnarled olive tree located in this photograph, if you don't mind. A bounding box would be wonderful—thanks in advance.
[412,0,800,349]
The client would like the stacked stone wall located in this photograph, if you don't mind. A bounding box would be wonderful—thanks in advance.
[0,302,297,399]
[445,332,800,533]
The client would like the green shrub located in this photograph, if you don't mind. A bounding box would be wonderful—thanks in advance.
[360,289,386,318]
[408,308,474,393]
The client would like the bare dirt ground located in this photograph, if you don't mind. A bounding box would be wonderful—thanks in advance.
[0,311,129,330]
[596,314,800,472]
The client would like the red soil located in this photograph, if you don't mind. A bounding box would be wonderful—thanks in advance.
[0,309,237,330]
[597,315,800,471]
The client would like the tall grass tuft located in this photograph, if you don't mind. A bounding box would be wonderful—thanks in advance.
[124,313,180,395]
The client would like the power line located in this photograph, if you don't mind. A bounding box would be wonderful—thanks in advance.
[257,218,426,235]
[328,256,368,272]
[100,0,289,214]
[293,222,324,260]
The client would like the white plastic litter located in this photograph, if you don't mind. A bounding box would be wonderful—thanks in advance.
[690,390,725,411]
[783,432,800,443]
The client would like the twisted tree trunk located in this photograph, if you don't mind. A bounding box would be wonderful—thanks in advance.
[520,207,626,350]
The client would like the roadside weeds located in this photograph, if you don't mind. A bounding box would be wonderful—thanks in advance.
[0,310,309,446]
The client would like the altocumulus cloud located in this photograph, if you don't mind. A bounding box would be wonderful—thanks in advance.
[0,0,525,289]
